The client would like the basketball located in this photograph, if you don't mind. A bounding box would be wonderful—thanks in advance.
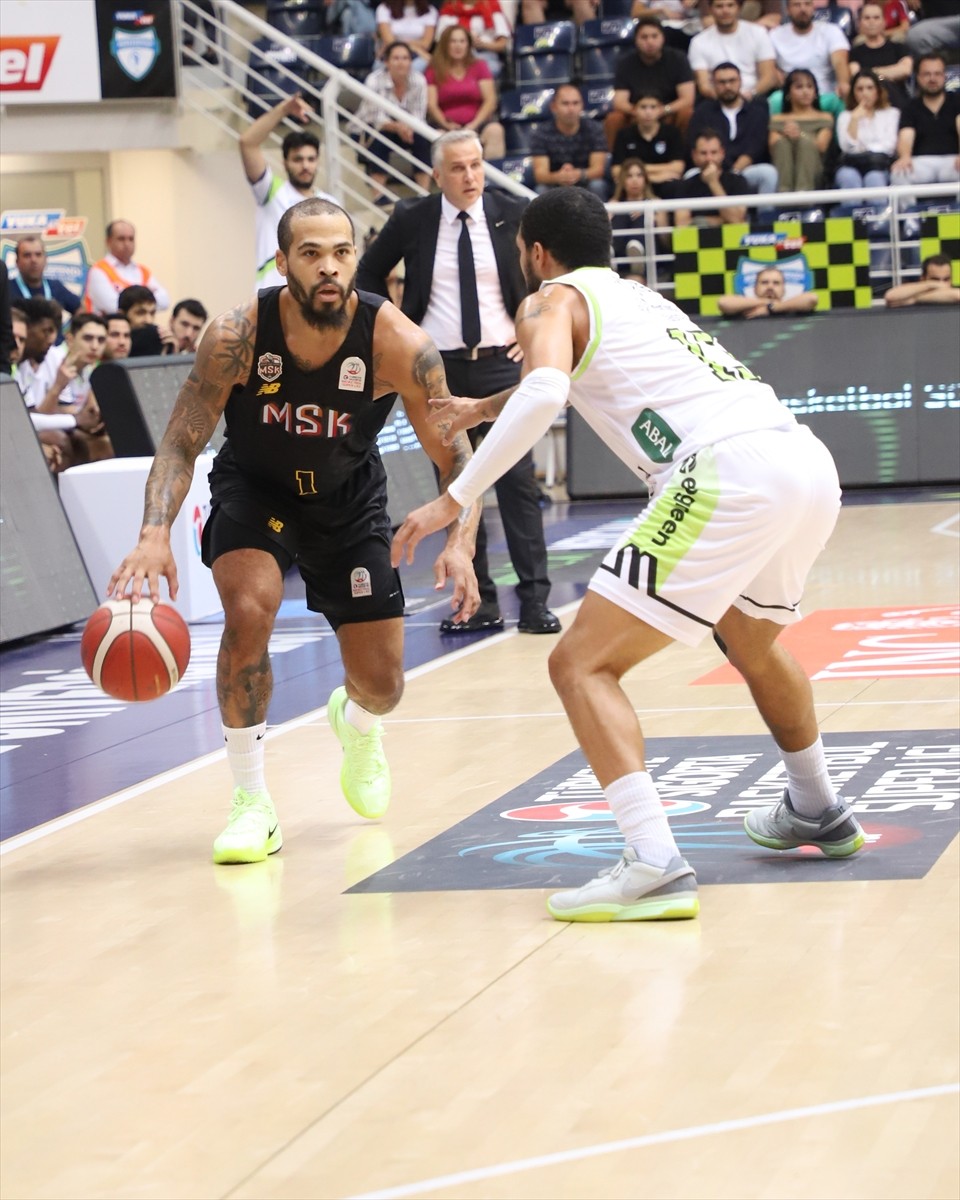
[81,598,191,702]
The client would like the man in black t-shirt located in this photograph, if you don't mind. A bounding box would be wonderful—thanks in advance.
[611,93,687,196]
[850,1,913,110]
[604,17,696,148]
[674,130,751,226]
[892,53,960,185]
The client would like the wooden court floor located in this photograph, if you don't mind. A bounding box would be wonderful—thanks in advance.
[1,497,958,1200]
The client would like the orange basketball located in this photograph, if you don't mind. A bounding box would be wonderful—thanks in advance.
[80,598,191,702]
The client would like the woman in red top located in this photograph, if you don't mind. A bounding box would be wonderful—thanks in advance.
[426,25,505,158]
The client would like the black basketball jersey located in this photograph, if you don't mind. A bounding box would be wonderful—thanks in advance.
[210,287,394,514]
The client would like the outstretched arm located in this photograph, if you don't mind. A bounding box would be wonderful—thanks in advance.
[108,301,256,602]
[373,306,481,622]
[238,94,311,184]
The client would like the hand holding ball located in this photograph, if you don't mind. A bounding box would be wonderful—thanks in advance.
[81,598,191,702]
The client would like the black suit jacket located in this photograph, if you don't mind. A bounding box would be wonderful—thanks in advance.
[356,190,529,339]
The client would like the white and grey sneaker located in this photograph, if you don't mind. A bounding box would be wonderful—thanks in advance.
[744,790,864,858]
[547,849,699,923]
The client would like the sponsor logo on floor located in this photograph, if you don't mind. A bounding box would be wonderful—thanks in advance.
[348,730,958,892]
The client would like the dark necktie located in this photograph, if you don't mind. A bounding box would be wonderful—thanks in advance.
[457,210,482,350]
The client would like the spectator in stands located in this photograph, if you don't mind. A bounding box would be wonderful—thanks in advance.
[904,0,960,60]
[689,0,777,102]
[718,264,819,316]
[436,0,511,79]
[770,0,850,116]
[674,128,751,224]
[375,0,439,71]
[325,0,379,35]
[884,253,960,305]
[15,298,63,410]
[610,158,667,279]
[891,54,960,186]
[426,26,505,158]
[835,70,898,189]
[631,1,703,54]
[83,220,170,316]
[165,299,208,354]
[118,285,171,357]
[238,94,339,289]
[0,264,13,376]
[606,17,696,148]
[687,63,778,195]
[522,0,599,30]
[354,41,433,203]
[881,0,912,42]
[9,306,27,373]
[611,93,687,195]
[769,69,835,192]
[530,83,611,199]
[850,1,913,110]
[103,312,132,361]
[8,237,81,341]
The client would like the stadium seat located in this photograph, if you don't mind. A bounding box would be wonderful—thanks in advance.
[499,86,555,124]
[515,53,574,86]
[513,20,577,56]
[266,0,326,40]
[578,17,636,48]
[600,0,634,16]
[317,34,376,78]
[246,36,318,116]
[486,155,536,189]
[504,120,548,154]
[580,83,615,119]
[813,5,854,39]
[579,45,618,82]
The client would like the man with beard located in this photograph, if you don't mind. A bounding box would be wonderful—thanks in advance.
[108,198,481,865]
[770,0,850,115]
[717,264,818,317]
[239,92,340,289]
[392,188,863,922]
[891,54,960,185]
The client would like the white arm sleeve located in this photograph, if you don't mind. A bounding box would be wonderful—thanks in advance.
[30,412,77,431]
[446,367,570,508]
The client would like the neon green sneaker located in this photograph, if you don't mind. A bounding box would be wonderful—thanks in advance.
[328,686,391,819]
[212,788,282,864]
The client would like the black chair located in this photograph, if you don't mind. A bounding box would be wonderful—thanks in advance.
[246,36,318,116]
[514,20,578,56]
[317,34,377,79]
[500,85,555,123]
[580,83,615,119]
[515,53,575,87]
[813,4,854,38]
[486,155,536,189]
[266,0,326,39]
[579,45,618,82]
[578,16,636,48]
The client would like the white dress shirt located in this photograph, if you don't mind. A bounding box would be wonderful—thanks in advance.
[420,195,516,352]
[83,253,171,316]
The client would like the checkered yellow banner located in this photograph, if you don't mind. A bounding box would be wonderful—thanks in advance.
[672,219,873,317]
[918,212,960,285]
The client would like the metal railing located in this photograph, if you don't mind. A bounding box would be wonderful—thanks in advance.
[177,0,530,235]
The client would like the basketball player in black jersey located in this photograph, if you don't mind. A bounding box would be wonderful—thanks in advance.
[109,197,481,865]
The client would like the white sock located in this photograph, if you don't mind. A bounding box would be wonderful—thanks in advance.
[222,722,268,794]
[781,737,836,818]
[606,772,679,869]
[344,698,380,735]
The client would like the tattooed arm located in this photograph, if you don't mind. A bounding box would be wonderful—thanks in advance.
[108,300,257,603]
[374,304,481,621]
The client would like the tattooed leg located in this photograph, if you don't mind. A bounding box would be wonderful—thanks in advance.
[212,549,284,728]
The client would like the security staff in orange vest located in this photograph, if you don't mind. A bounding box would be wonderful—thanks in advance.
[82,220,170,315]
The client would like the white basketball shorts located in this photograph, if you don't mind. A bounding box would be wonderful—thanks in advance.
[588,425,841,646]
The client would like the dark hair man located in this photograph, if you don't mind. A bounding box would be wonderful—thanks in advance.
[9,236,82,340]
[884,254,959,306]
[108,197,481,866]
[392,187,863,922]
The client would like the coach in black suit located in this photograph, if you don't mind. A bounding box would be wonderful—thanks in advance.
[358,130,559,635]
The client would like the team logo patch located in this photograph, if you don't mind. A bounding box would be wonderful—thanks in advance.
[339,356,366,392]
[257,352,283,382]
[350,567,372,598]
[110,27,160,82]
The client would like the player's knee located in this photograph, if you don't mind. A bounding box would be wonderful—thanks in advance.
[221,586,279,640]
[547,639,578,697]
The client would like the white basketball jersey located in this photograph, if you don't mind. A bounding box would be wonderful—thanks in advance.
[552,268,796,488]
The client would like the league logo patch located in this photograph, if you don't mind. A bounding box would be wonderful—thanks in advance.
[257,352,283,382]
[350,567,372,598]
[110,26,160,82]
[339,356,366,392]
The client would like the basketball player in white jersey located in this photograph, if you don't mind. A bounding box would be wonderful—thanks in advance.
[391,187,865,923]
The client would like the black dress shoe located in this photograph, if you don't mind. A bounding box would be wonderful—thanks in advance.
[518,606,561,634]
[439,611,505,635]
